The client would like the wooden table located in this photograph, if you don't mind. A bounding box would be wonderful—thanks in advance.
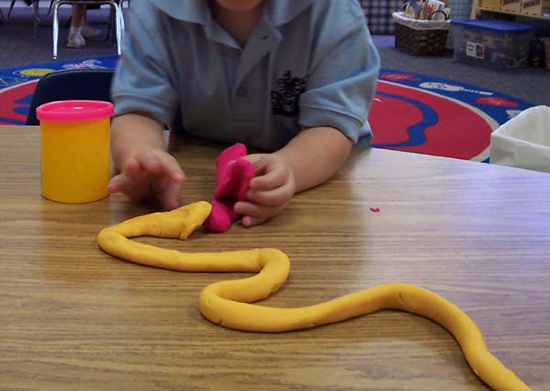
[1,126,549,391]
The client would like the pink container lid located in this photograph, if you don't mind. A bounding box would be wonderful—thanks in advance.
[36,100,114,122]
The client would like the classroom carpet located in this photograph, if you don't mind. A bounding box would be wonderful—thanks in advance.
[0,55,533,162]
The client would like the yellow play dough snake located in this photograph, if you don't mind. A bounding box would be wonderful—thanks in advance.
[97,201,531,391]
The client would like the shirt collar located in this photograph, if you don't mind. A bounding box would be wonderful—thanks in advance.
[150,0,315,27]
[265,0,315,27]
[149,0,206,24]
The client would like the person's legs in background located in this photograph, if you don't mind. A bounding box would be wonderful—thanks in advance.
[81,4,102,39]
[67,4,86,48]
[67,4,102,48]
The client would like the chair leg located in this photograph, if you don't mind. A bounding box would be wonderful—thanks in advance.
[32,0,39,38]
[7,0,16,18]
[118,4,125,30]
[53,2,59,59]
[115,4,122,55]
[106,1,124,50]
[104,6,114,42]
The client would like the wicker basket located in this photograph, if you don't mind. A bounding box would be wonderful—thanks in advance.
[393,11,450,56]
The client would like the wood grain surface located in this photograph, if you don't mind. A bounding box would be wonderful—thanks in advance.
[1,126,549,391]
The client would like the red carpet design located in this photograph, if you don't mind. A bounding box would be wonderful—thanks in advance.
[0,57,533,161]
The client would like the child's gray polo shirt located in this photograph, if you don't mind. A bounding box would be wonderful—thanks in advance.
[111,0,380,151]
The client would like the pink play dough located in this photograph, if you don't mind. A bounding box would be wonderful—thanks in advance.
[203,143,255,232]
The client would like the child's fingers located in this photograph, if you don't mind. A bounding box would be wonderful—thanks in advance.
[125,151,185,186]
[243,154,273,178]
[107,173,129,193]
[242,215,267,228]
[122,156,140,172]
[150,173,168,195]
[249,161,288,191]
[159,180,182,210]
[136,151,163,175]
[234,201,282,220]
[250,170,285,191]
[150,150,186,183]
[247,182,294,206]
[123,157,149,183]
[111,151,184,209]
[148,174,182,210]
[241,153,264,167]
[107,173,151,202]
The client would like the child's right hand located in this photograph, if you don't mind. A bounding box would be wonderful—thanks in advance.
[107,149,186,210]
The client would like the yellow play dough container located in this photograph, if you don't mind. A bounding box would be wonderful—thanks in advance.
[37,100,114,203]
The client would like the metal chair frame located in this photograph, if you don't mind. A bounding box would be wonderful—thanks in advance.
[52,0,124,59]
[6,0,41,37]
[48,0,130,14]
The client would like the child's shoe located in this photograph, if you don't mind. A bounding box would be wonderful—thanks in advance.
[67,31,86,48]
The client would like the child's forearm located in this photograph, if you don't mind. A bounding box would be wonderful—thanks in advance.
[111,113,166,170]
[275,126,353,193]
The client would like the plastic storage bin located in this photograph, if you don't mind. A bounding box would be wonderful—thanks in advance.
[452,19,535,70]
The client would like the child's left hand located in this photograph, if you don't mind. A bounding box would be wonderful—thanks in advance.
[233,153,296,227]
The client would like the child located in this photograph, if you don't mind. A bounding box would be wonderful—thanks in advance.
[108,0,380,227]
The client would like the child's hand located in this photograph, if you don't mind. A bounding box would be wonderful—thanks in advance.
[234,153,296,227]
[107,149,186,210]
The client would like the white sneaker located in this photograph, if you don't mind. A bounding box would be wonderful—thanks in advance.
[67,32,86,48]
[81,24,101,38]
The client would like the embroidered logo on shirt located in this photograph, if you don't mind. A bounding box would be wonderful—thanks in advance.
[271,71,307,118]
